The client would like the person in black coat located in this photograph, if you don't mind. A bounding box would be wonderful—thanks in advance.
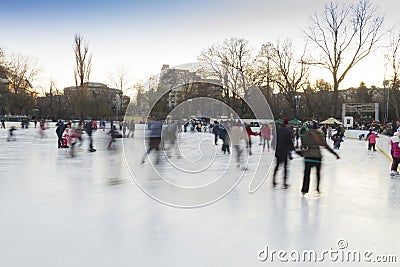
[55,120,66,148]
[272,118,294,188]
[212,122,220,145]
[85,120,96,152]
[141,120,163,164]
[219,125,230,154]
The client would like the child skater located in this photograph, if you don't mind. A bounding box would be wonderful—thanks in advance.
[365,129,379,151]
[389,130,400,176]
[61,124,70,148]
[332,132,343,149]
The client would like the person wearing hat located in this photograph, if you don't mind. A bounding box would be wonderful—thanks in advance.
[389,130,400,176]
[272,118,294,188]
[298,121,340,195]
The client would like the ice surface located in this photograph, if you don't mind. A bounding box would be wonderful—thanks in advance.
[0,126,399,266]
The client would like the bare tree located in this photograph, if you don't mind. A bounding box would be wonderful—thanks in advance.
[107,65,133,118]
[72,33,92,118]
[305,0,384,116]
[179,72,197,100]
[386,29,400,120]
[131,82,146,116]
[73,33,92,87]
[4,52,40,94]
[108,65,132,93]
[269,39,310,117]
[141,76,160,116]
[0,52,39,115]
[198,37,252,113]
[0,49,9,115]
[249,42,275,99]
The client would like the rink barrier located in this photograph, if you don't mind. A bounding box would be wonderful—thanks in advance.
[344,130,392,161]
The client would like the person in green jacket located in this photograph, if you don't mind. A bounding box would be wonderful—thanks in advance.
[298,121,340,195]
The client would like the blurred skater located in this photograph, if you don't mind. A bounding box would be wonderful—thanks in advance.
[75,120,84,147]
[68,127,81,157]
[162,121,179,158]
[122,121,127,137]
[100,120,106,131]
[212,122,220,145]
[38,119,47,138]
[141,120,162,164]
[7,126,17,141]
[327,126,333,142]
[245,124,260,155]
[55,120,66,148]
[85,120,96,152]
[230,122,246,168]
[321,125,327,141]
[298,122,340,195]
[261,123,271,152]
[219,124,230,154]
[294,127,300,148]
[272,118,293,188]
[107,125,119,150]
[127,120,135,138]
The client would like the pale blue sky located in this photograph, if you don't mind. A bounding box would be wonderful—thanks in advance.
[1,0,399,93]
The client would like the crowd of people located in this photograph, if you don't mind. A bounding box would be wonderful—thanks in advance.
[53,119,136,156]
[353,120,399,136]
[176,118,341,195]
[2,115,400,193]
[126,117,400,192]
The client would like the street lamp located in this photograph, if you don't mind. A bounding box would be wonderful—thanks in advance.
[383,80,389,123]
[295,95,301,119]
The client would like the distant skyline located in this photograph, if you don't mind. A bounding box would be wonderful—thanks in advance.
[1,0,400,94]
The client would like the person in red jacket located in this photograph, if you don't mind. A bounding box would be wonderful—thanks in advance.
[389,130,400,176]
[245,124,260,155]
[366,129,379,151]
[261,123,271,152]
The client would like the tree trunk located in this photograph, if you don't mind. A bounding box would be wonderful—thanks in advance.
[331,82,339,117]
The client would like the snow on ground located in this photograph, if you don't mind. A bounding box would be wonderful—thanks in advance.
[0,126,399,266]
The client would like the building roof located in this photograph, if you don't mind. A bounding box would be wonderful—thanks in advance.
[85,82,108,87]
[63,82,120,92]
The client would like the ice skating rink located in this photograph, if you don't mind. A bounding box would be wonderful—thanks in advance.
[0,126,399,266]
